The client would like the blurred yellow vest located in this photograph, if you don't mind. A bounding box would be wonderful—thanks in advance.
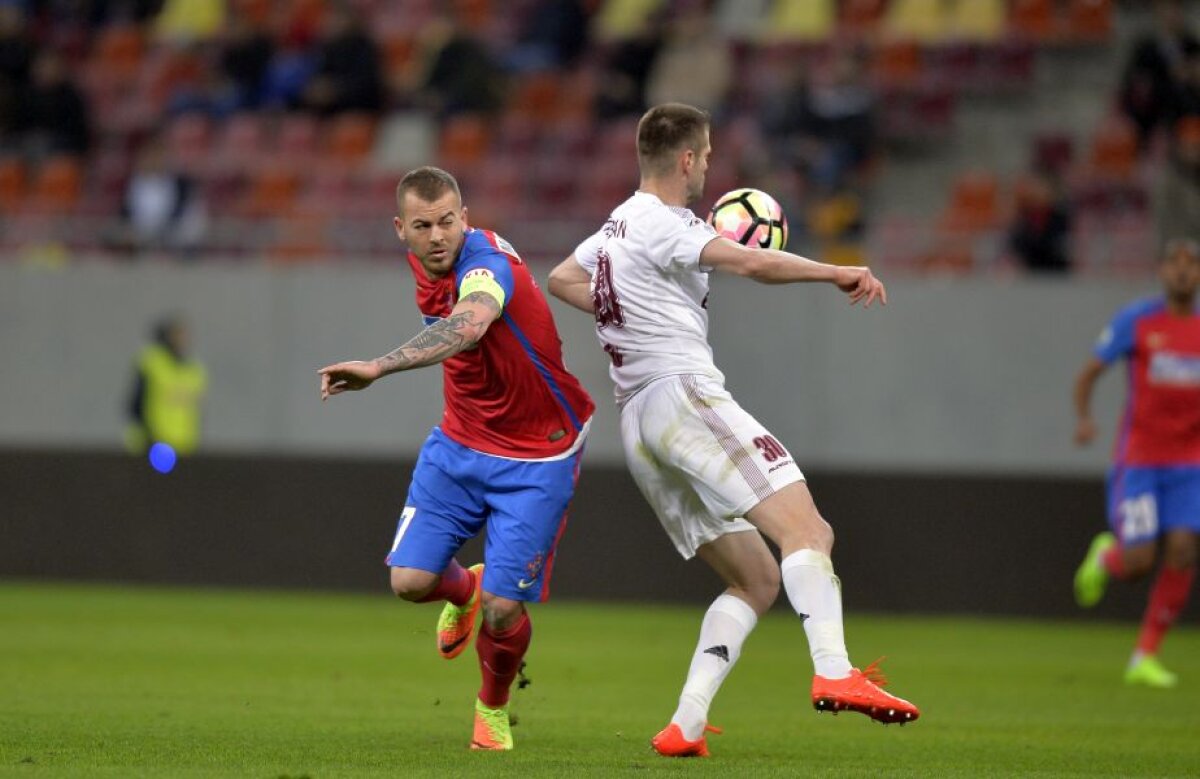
[139,344,207,454]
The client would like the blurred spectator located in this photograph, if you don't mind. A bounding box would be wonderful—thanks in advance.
[117,140,208,257]
[1158,117,1200,245]
[154,0,225,44]
[218,15,273,110]
[1119,0,1198,149]
[125,315,207,456]
[763,48,876,192]
[412,12,504,118]
[0,5,32,142]
[506,0,589,73]
[261,38,317,109]
[12,49,90,157]
[1009,171,1073,274]
[161,44,240,119]
[645,10,731,115]
[300,4,383,115]
[594,9,666,120]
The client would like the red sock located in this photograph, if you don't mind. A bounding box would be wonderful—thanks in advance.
[1102,544,1126,579]
[415,560,475,606]
[1135,566,1195,655]
[476,611,532,708]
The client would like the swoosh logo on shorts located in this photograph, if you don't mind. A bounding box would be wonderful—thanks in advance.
[516,578,537,590]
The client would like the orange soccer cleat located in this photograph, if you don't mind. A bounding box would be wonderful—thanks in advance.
[436,563,483,659]
[650,723,723,757]
[811,659,920,724]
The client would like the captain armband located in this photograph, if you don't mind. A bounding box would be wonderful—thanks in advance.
[459,267,507,309]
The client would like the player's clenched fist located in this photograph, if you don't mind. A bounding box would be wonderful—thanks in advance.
[318,360,383,400]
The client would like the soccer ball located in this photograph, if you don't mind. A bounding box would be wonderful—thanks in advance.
[707,188,788,250]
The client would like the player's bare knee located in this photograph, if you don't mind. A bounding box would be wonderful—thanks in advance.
[1123,546,1157,579]
[1163,533,1198,570]
[389,567,437,601]
[481,591,524,631]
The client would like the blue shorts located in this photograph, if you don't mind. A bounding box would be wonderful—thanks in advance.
[1107,465,1200,546]
[385,427,582,602]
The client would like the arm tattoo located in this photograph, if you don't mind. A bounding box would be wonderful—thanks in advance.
[376,292,501,373]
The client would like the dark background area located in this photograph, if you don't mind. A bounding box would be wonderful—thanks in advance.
[3,448,1187,623]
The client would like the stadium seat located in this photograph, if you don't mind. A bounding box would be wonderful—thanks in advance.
[940,170,1001,233]
[25,156,84,214]
[947,0,1005,42]
[1065,0,1113,43]
[873,40,924,89]
[1009,0,1058,42]
[1031,131,1074,176]
[212,113,268,176]
[438,114,491,168]
[763,0,835,43]
[1088,118,1138,180]
[0,157,25,214]
[278,114,319,159]
[884,0,951,43]
[510,72,564,123]
[840,0,887,37]
[164,113,213,174]
[240,165,302,217]
[324,114,376,165]
[91,24,145,80]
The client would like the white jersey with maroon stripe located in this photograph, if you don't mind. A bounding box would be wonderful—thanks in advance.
[619,374,805,559]
[572,191,725,404]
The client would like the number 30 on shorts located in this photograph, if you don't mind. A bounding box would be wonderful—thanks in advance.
[1118,494,1158,540]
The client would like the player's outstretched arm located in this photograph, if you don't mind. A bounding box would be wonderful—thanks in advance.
[1072,357,1107,445]
[548,255,595,314]
[700,238,887,307]
[318,291,502,400]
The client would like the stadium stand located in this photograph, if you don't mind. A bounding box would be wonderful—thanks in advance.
[0,0,1184,273]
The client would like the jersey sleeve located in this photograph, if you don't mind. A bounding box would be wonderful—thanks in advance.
[657,210,719,272]
[1093,305,1139,364]
[572,230,604,274]
[456,250,515,310]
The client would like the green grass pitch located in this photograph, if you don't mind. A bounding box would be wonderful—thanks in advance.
[2,582,1198,778]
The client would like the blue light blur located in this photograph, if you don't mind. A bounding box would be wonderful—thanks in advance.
[148,443,177,474]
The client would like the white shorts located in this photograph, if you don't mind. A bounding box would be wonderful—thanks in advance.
[620,374,805,559]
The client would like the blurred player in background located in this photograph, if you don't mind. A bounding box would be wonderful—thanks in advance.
[125,315,207,456]
[1073,238,1200,688]
[318,166,594,750]
[548,103,918,758]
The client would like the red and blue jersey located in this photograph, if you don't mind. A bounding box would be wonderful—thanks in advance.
[406,227,594,460]
[1095,297,1200,465]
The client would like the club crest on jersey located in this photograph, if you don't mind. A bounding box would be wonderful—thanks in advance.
[494,235,520,259]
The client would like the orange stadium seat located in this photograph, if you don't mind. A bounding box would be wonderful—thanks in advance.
[510,72,563,123]
[840,0,887,37]
[1009,0,1058,41]
[438,114,490,168]
[940,170,1001,233]
[1088,118,1138,180]
[1066,0,1113,43]
[26,156,84,214]
[241,164,302,216]
[212,113,268,177]
[873,40,923,89]
[92,24,145,80]
[324,114,376,164]
[278,113,319,158]
[0,157,26,213]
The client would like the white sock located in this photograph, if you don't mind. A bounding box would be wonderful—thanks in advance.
[781,549,852,679]
[670,593,757,741]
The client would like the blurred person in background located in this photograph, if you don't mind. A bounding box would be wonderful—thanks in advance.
[218,14,274,110]
[126,315,208,456]
[299,3,382,116]
[645,10,731,117]
[1008,170,1073,274]
[318,167,594,751]
[505,0,589,73]
[593,9,666,120]
[408,11,504,118]
[1119,0,1198,150]
[1073,239,1200,688]
[0,5,32,139]
[116,139,207,257]
[763,48,876,194]
[11,49,90,157]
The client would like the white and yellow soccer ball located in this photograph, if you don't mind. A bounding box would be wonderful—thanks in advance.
[707,188,789,250]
